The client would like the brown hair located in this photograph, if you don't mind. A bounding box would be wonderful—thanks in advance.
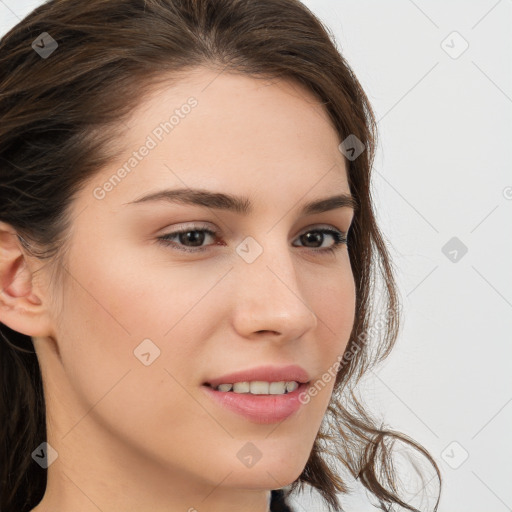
[0,0,442,511]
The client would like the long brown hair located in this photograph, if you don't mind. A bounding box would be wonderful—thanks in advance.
[0,1,442,510]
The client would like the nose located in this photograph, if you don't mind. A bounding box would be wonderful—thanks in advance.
[230,237,318,342]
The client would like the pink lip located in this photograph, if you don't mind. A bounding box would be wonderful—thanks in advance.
[201,381,310,424]
[201,364,311,424]
[203,364,310,388]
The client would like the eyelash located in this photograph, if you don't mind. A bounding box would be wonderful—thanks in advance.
[156,224,348,255]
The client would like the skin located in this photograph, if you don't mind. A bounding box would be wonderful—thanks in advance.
[0,67,356,512]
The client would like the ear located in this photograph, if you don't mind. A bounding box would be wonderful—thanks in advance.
[0,221,53,337]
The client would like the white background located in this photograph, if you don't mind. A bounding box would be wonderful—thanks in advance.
[1,1,511,511]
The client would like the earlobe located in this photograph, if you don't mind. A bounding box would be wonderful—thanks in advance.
[0,221,50,337]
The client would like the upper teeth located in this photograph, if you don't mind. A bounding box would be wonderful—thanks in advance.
[214,381,299,394]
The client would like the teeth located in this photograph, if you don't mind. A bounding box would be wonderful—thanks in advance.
[250,381,269,394]
[269,381,286,394]
[286,381,299,392]
[213,381,300,395]
[233,382,250,393]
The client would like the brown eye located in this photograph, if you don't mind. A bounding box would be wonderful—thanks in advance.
[156,225,347,255]
[157,227,218,253]
[293,228,347,254]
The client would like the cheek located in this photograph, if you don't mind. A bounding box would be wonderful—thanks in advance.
[311,263,356,350]
[55,237,231,396]
[295,265,355,414]
[53,259,220,468]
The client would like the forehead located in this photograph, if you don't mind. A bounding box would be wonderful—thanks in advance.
[83,67,351,211]
[122,66,343,160]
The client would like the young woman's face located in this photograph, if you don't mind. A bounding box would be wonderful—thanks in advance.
[35,67,356,508]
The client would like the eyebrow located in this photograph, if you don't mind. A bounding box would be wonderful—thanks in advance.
[124,188,358,215]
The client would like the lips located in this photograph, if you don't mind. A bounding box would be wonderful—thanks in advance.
[201,380,310,424]
[203,364,311,388]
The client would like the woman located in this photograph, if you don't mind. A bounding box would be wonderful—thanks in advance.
[0,0,441,511]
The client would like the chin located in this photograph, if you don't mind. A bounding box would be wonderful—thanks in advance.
[222,457,306,489]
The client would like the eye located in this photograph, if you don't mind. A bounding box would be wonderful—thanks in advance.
[156,224,348,254]
[292,227,348,254]
[156,224,218,253]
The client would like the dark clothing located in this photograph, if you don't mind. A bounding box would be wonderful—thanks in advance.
[270,489,293,512]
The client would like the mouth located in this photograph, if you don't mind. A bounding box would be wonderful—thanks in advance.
[202,363,311,390]
[201,380,311,424]
[202,380,308,395]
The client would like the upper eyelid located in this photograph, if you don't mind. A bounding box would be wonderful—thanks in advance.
[155,223,349,256]
[157,224,348,250]
[162,222,348,236]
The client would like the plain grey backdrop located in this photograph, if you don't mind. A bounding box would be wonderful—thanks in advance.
[1,1,511,511]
